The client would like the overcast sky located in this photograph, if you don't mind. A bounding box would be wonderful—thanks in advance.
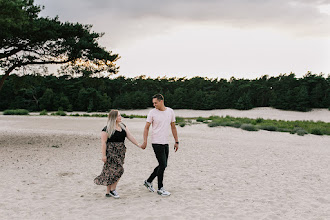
[34,0,330,79]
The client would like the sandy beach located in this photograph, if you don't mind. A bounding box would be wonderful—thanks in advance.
[0,108,330,219]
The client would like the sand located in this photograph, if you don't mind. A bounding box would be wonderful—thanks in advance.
[119,107,330,122]
[0,108,330,220]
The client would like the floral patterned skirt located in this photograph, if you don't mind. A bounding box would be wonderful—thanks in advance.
[94,142,126,186]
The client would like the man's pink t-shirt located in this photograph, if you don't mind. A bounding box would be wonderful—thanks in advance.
[146,107,176,145]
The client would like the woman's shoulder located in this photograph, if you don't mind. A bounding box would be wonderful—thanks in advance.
[119,123,127,133]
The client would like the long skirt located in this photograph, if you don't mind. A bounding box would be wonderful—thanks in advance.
[94,142,126,186]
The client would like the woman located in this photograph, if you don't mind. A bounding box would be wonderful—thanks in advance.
[94,110,142,198]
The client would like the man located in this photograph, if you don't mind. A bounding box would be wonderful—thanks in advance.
[141,94,179,196]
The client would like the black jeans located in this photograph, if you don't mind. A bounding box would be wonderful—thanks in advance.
[147,144,169,190]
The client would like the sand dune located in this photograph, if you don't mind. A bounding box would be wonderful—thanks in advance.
[120,107,330,122]
[0,109,329,219]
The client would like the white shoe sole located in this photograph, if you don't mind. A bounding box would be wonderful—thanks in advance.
[144,182,155,192]
[157,192,171,196]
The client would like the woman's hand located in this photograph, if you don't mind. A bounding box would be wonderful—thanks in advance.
[102,155,107,163]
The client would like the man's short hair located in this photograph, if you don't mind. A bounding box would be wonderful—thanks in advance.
[153,94,164,101]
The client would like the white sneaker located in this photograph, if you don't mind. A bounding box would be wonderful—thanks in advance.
[157,187,171,196]
[109,190,120,199]
[144,180,155,192]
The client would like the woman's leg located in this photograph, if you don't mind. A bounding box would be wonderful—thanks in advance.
[106,185,111,194]
[110,178,120,191]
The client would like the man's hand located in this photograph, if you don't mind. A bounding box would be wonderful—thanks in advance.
[174,143,179,152]
[141,142,147,149]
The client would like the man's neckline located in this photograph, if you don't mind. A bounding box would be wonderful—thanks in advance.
[156,107,167,111]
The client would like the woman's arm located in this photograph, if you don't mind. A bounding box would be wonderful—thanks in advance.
[101,132,108,162]
[125,126,141,148]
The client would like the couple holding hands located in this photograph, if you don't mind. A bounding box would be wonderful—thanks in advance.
[94,94,179,198]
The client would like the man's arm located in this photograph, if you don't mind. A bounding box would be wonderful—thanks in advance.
[141,122,151,149]
[171,122,179,152]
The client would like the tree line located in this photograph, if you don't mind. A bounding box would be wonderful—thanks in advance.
[0,72,329,112]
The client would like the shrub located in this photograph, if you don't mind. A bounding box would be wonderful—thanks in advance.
[220,121,241,128]
[259,125,277,131]
[179,122,186,127]
[208,122,221,127]
[176,117,185,123]
[296,129,308,136]
[196,117,206,122]
[91,114,107,117]
[240,124,258,131]
[3,109,29,115]
[122,114,129,118]
[291,127,304,134]
[277,128,291,133]
[130,114,147,118]
[255,118,264,123]
[51,110,66,116]
[231,122,242,128]
[40,109,48,115]
[311,128,323,135]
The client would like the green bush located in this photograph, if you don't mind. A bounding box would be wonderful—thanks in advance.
[51,110,66,116]
[277,128,292,133]
[240,124,258,131]
[208,122,221,127]
[196,117,206,122]
[231,122,242,128]
[291,127,304,134]
[179,122,186,127]
[259,125,277,131]
[3,109,29,115]
[296,129,308,136]
[255,118,264,123]
[206,115,329,136]
[40,109,48,115]
[91,114,107,117]
[122,114,129,118]
[176,117,185,123]
[311,128,323,135]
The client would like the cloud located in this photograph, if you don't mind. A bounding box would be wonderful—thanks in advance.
[36,0,330,30]
[35,0,330,49]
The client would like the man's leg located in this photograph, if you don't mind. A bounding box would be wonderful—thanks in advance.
[147,144,164,184]
[148,144,168,189]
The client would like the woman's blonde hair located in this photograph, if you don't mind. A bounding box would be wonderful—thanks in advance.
[106,110,125,138]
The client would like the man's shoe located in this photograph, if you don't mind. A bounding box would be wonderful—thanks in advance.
[157,187,171,196]
[144,180,155,192]
[109,190,120,199]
